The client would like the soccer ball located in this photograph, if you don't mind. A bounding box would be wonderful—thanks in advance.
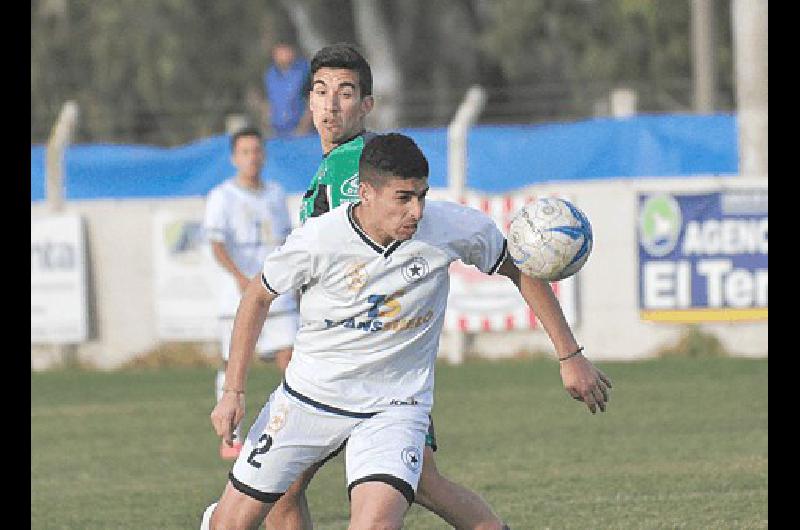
[507,197,593,281]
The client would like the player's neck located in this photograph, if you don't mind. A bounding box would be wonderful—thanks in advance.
[321,128,365,156]
[235,174,263,191]
[352,204,394,248]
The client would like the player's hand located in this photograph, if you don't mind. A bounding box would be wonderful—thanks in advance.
[559,353,612,414]
[210,392,245,446]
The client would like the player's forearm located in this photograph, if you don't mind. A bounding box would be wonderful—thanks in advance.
[211,241,246,282]
[224,280,274,390]
[517,274,580,358]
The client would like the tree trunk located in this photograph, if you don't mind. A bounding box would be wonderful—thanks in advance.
[279,0,329,58]
[352,0,401,129]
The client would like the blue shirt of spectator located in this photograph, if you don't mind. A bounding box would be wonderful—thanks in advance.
[264,58,310,137]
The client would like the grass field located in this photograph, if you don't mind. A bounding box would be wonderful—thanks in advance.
[31,356,767,529]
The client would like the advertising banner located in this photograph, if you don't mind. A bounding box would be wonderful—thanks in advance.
[638,189,768,322]
[152,211,219,340]
[31,214,89,343]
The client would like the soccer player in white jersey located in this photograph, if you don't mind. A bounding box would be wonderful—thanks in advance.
[202,133,612,530]
[204,126,299,460]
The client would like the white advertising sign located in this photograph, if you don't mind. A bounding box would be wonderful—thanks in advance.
[31,214,89,343]
[152,211,219,340]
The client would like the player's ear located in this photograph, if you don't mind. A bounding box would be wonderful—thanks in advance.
[359,180,374,204]
[360,95,374,117]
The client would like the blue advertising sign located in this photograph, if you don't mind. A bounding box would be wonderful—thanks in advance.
[638,190,768,322]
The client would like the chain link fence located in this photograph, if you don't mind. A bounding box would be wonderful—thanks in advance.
[31,76,734,147]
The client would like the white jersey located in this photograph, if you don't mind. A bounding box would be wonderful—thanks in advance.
[260,200,508,415]
[204,178,297,317]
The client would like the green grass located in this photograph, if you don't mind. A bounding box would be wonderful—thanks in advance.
[31,357,767,529]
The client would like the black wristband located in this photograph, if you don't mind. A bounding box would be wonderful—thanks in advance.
[558,346,584,362]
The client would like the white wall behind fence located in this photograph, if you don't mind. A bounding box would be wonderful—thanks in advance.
[30,176,768,370]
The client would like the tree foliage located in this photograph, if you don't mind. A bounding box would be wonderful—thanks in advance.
[31,0,734,146]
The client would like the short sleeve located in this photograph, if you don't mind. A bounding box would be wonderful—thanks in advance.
[461,210,508,275]
[204,188,227,242]
[260,224,315,295]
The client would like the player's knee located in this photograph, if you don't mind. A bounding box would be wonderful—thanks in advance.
[209,503,250,530]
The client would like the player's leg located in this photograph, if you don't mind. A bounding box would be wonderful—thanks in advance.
[201,481,275,530]
[263,437,346,530]
[414,417,508,530]
[263,463,317,530]
[263,472,311,530]
[220,386,351,530]
[345,407,428,529]
[349,481,410,530]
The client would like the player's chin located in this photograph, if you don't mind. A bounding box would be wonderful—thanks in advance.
[396,225,418,240]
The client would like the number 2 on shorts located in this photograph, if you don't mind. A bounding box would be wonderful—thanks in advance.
[246,434,273,468]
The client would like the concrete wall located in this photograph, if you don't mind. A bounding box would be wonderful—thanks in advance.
[30,176,768,370]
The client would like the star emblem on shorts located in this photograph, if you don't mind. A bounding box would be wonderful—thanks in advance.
[401,446,422,472]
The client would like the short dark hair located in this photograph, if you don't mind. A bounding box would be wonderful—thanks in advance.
[359,133,429,187]
[310,43,372,97]
[230,126,262,151]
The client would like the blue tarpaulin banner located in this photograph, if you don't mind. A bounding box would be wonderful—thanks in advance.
[31,114,738,201]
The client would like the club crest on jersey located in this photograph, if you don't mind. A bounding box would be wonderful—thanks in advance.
[340,172,360,198]
[401,446,422,473]
[345,261,369,293]
[401,257,429,283]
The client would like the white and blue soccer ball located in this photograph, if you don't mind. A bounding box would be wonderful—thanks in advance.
[507,197,593,281]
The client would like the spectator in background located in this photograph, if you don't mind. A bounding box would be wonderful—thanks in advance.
[263,42,313,137]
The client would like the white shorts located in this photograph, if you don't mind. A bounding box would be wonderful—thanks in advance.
[229,382,429,505]
[219,312,299,361]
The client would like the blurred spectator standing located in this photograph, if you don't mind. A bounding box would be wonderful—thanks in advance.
[262,42,312,137]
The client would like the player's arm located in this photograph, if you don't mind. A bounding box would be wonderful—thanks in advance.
[210,241,250,293]
[210,275,277,445]
[496,256,612,414]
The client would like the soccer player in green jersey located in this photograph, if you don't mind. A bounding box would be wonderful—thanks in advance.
[267,43,508,530]
[298,63,373,224]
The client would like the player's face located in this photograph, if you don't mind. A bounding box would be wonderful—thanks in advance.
[309,68,374,152]
[231,136,264,182]
[364,177,429,242]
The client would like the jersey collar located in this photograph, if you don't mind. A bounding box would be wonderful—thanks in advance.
[323,130,367,158]
[347,203,403,258]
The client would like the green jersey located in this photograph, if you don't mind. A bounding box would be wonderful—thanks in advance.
[299,132,374,224]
